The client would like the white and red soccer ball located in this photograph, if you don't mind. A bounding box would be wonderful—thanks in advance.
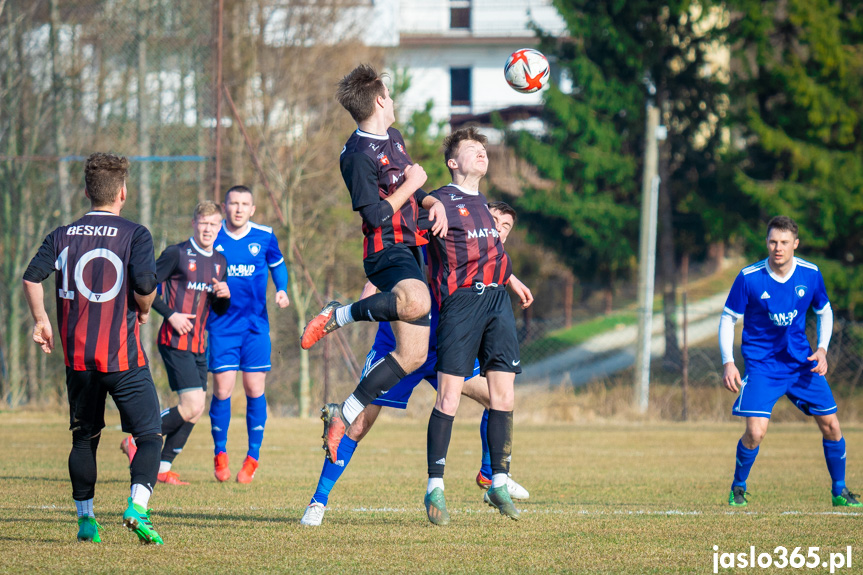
[504,48,550,94]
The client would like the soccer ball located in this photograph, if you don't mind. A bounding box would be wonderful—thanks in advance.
[504,48,550,94]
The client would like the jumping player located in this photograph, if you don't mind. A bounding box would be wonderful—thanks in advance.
[121,201,231,484]
[423,126,530,525]
[22,153,164,544]
[720,216,861,508]
[300,64,448,465]
[300,202,532,526]
[207,185,290,483]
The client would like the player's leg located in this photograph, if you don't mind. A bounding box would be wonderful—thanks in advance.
[65,369,105,542]
[109,367,164,544]
[209,331,241,481]
[461,375,529,500]
[157,345,206,485]
[322,315,429,463]
[483,369,520,520]
[210,370,236,481]
[425,372,464,526]
[812,413,859,505]
[728,416,769,506]
[301,245,431,350]
[787,371,859,505]
[238,370,267,483]
[301,405,381,526]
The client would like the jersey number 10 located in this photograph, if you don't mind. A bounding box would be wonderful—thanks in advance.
[55,246,125,303]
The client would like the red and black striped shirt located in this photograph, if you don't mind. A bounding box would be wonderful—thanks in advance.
[340,127,429,259]
[427,185,512,302]
[153,239,229,354]
[23,212,157,372]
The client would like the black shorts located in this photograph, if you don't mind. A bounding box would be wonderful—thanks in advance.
[364,243,426,292]
[435,285,522,377]
[66,366,162,439]
[158,343,208,393]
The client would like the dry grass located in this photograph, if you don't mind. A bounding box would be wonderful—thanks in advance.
[1,399,861,574]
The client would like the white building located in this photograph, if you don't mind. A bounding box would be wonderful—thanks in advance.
[367,0,568,130]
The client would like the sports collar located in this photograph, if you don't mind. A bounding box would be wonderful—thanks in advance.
[222,220,251,240]
[190,237,214,257]
[766,258,797,284]
[356,128,389,140]
[448,183,479,196]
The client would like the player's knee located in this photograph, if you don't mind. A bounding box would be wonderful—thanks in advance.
[743,429,765,448]
[396,284,430,320]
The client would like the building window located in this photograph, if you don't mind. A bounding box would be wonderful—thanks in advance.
[450,68,471,107]
[450,0,471,30]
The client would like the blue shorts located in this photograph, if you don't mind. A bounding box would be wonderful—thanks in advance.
[732,370,837,419]
[368,347,481,410]
[207,330,271,373]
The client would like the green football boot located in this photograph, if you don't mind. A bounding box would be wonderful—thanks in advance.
[728,485,748,507]
[832,487,862,507]
[484,485,520,520]
[76,516,101,543]
[122,498,164,545]
[424,487,450,526]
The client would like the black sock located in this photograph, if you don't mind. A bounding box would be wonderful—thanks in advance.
[69,432,100,501]
[130,434,160,490]
[160,406,185,461]
[487,409,513,476]
[354,353,407,405]
[161,420,195,463]
[350,292,399,322]
[427,408,455,478]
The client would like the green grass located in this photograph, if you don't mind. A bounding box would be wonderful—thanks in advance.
[1,410,860,574]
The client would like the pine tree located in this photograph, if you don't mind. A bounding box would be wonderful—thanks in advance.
[725,0,863,317]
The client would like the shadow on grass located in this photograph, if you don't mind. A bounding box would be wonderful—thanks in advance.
[0,475,126,485]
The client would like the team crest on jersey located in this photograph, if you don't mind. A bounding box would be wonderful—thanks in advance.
[378,153,389,165]
[188,260,197,272]
[457,204,470,217]
[795,285,807,297]
[248,243,261,256]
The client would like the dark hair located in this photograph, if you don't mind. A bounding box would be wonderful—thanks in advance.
[224,185,253,204]
[194,200,222,220]
[336,64,388,123]
[487,201,516,222]
[442,126,488,177]
[767,215,798,239]
[84,153,129,206]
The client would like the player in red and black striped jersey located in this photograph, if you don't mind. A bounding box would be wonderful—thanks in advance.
[136,201,230,486]
[22,153,164,544]
[301,64,450,465]
[423,127,532,525]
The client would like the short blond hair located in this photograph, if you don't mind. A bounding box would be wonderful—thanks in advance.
[193,200,222,221]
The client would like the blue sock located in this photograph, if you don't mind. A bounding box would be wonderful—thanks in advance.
[209,395,231,456]
[732,439,759,490]
[310,436,358,507]
[823,437,847,496]
[246,394,268,461]
[479,409,492,478]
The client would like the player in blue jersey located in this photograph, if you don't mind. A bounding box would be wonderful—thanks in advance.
[207,185,290,483]
[300,202,533,526]
[719,216,860,508]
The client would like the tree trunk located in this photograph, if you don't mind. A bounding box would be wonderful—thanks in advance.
[137,0,153,354]
[49,0,71,221]
[657,95,679,370]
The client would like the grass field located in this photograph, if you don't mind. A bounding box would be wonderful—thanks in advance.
[1,407,861,574]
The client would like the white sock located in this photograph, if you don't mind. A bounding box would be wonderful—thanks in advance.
[341,394,364,425]
[75,498,94,518]
[491,473,507,489]
[427,477,445,494]
[131,484,152,509]
[335,304,355,327]
[158,461,172,474]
